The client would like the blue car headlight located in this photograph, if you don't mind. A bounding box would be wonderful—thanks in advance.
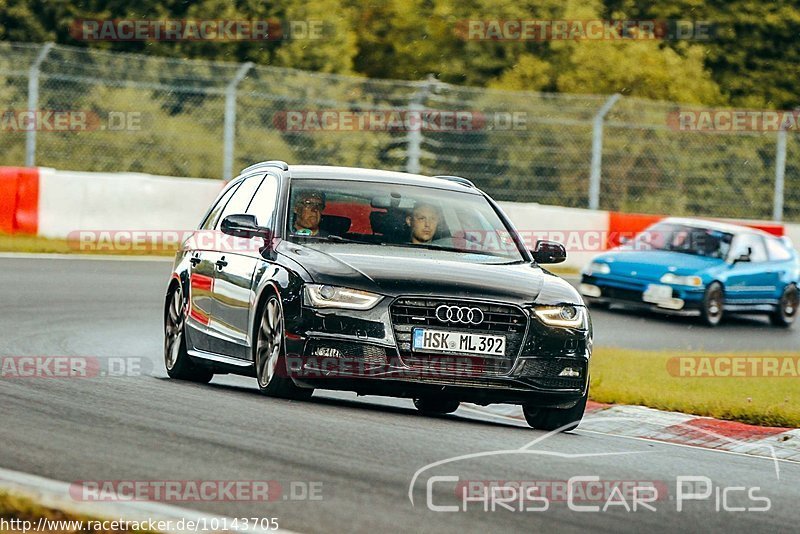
[659,273,703,287]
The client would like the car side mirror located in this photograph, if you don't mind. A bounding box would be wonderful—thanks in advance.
[531,240,567,264]
[220,214,270,239]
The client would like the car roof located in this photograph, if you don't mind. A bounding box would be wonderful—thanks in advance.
[287,165,480,193]
[660,217,777,239]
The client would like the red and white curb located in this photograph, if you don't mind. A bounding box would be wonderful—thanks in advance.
[470,402,800,462]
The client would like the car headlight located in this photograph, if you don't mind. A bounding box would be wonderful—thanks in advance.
[585,262,610,275]
[303,284,383,310]
[659,273,703,286]
[534,305,588,329]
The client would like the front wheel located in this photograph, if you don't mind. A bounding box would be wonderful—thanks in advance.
[413,397,460,415]
[522,393,587,431]
[770,284,798,328]
[255,295,313,400]
[700,282,724,327]
[164,285,213,383]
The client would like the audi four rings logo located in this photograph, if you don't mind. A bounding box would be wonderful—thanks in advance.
[435,305,485,325]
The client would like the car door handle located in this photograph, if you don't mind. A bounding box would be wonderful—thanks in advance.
[189,255,201,266]
[216,258,228,269]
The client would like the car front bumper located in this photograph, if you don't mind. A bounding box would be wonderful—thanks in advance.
[283,298,591,405]
[580,274,705,315]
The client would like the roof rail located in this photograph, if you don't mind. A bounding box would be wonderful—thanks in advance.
[433,175,475,188]
[239,160,289,174]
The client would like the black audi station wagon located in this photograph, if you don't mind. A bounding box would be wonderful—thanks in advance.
[164,161,592,430]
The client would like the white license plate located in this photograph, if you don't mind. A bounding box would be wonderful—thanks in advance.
[643,284,673,303]
[412,328,506,356]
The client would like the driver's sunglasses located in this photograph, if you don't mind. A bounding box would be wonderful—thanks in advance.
[299,199,324,211]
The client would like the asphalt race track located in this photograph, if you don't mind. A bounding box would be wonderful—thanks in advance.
[1,256,799,533]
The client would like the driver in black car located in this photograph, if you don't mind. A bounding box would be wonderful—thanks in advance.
[406,201,441,244]
[292,190,328,236]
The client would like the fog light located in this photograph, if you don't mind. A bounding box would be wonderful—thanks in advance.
[658,298,685,311]
[558,367,581,377]
[580,284,602,298]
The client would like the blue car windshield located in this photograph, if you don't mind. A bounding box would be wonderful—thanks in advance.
[631,223,734,259]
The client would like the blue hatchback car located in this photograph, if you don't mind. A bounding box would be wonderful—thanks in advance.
[580,217,799,327]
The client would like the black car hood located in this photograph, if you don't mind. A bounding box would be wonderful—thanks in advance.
[277,241,582,306]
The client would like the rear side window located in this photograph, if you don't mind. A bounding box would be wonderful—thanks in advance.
[730,233,768,262]
[200,182,240,230]
[214,176,264,230]
[247,175,279,229]
[766,237,793,261]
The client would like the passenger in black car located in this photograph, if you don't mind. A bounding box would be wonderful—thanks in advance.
[406,201,441,244]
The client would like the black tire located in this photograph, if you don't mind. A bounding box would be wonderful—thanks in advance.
[255,294,313,400]
[164,285,213,383]
[413,397,460,415]
[770,284,799,328]
[700,282,724,327]
[522,393,587,432]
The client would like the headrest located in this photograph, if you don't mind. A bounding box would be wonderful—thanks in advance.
[319,214,351,236]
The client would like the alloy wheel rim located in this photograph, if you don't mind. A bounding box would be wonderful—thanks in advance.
[165,288,184,370]
[257,298,283,387]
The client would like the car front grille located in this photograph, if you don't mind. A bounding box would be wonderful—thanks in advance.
[390,297,527,376]
[516,358,586,390]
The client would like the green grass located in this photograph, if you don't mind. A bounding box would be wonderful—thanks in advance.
[0,233,176,256]
[591,348,800,428]
[0,491,158,533]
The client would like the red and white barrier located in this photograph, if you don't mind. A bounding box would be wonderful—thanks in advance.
[0,166,793,270]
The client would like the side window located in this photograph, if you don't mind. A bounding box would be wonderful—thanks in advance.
[730,233,768,262]
[214,176,264,229]
[766,237,793,261]
[200,182,240,230]
[247,175,279,229]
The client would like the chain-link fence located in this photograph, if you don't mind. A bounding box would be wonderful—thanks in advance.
[1,41,797,221]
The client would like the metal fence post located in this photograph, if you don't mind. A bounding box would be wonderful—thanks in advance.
[773,128,787,222]
[222,62,253,180]
[588,93,621,210]
[25,42,54,167]
[406,76,437,174]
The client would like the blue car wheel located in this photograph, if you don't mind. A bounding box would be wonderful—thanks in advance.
[701,282,724,327]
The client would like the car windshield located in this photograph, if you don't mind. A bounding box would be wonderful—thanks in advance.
[628,222,734,259]
[285,178,525,264]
